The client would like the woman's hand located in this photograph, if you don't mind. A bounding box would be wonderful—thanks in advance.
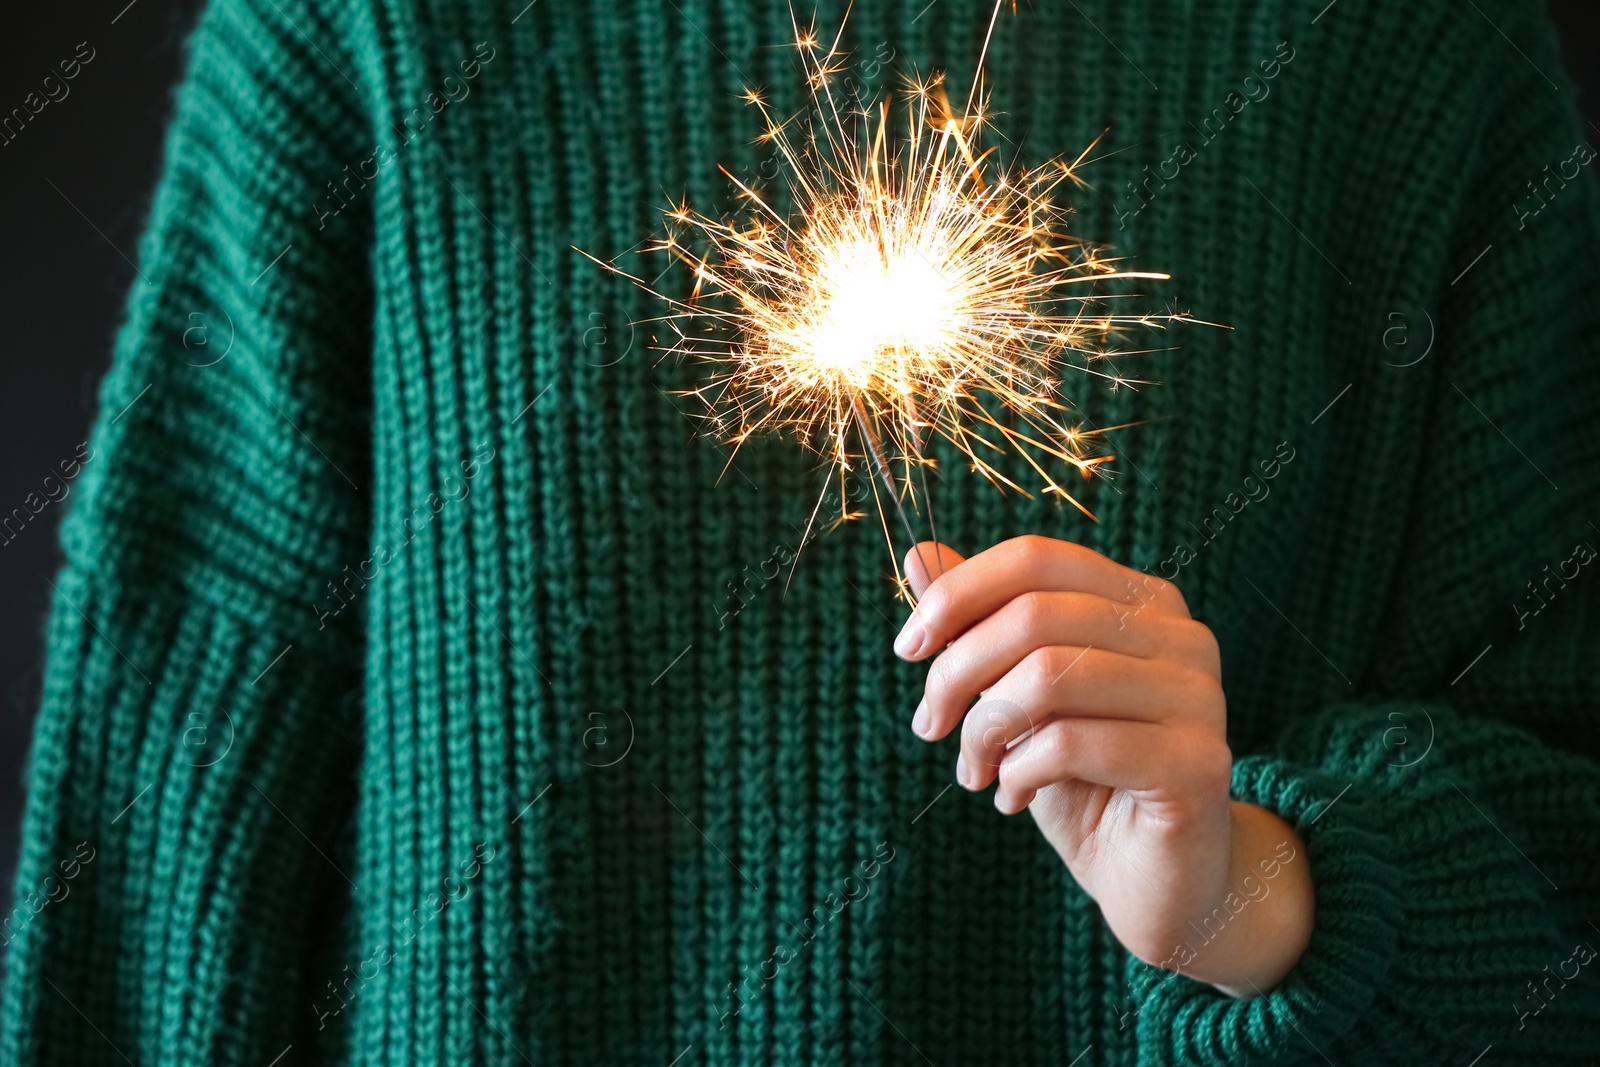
[896,536,1313,997]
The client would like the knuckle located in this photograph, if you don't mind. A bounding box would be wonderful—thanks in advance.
[1038,643,1097,694]
[1023,645,1061,690]
[1008,534,1054,571]
[1168,618,1220,671]
[1178,667,1227,725]
[1191,733,1235,793]
[1099,592,1132,631]
[1010,590,1053,635]
[996,758,1017,791]
[1166,722,1230,787]
[1189,622,1222,672]
[1117,571,1151,603]
[1156,577,1192,617]
[924,650,961,700]
[966,696,1025,757]
[1026,719,1071,768]
[997,745,1034,792]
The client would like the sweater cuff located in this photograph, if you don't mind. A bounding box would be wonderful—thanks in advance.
[1127,754,1405,1066]
[2,565,360,1063]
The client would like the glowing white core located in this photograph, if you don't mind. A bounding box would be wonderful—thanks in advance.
[808,239,957,376]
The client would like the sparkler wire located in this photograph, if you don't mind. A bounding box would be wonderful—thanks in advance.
[577,0,1217,604]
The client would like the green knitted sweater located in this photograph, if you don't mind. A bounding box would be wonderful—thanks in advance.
[6,0,1600,1063]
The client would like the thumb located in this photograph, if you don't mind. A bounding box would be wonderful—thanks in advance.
[904,541,966,600]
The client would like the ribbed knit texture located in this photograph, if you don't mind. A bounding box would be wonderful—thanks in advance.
[5,0,1600,1064]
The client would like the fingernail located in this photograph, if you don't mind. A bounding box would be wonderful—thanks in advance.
[993,786,1009,813]
[911,700,932,739]
[955,752,969,788]
[894,615,926,658]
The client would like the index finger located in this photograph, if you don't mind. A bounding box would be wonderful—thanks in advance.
[893,535,1187,660]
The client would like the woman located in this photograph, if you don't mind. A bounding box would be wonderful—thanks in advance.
[5,0,1598,1063]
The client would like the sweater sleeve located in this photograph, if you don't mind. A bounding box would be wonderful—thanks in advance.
[0,0,371,1062]
[1126,7,1600,1066]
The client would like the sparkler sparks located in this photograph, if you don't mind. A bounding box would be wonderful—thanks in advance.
[582,4,1209,599]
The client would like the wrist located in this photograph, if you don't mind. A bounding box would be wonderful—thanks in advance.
[1175,801,1314,997]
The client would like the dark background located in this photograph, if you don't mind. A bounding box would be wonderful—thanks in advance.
[0,0,1596,989]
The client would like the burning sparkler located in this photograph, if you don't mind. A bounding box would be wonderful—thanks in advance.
[582,3,1207,601]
